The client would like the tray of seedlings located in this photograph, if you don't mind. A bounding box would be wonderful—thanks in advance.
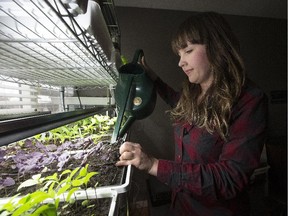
[0,115,131,216]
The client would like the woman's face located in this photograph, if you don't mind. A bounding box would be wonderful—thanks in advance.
[177,42,213,92]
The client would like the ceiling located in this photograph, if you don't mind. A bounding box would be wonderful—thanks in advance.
[113,0,287,19]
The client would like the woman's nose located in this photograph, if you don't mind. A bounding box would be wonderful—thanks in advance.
[178,56,186,68]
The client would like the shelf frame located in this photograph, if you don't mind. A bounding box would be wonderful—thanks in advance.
[0,0,119,88]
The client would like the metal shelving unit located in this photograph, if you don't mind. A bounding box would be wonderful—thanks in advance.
[0,0,120,88]
[0,3,130,215]
[0,0,121,141]
[0,0,120,137]
[0,0,122,144]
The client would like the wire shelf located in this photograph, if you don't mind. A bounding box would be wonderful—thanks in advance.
[0,0,119,88]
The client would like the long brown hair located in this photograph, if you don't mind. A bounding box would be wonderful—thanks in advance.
[170,12,245,140]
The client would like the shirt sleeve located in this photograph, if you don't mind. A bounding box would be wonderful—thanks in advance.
[156,84,268,202]
[154,77,181,108]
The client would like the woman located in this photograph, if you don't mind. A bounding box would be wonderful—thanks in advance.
[116,12,268,216]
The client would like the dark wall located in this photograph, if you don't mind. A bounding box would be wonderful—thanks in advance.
[115,7,287,159]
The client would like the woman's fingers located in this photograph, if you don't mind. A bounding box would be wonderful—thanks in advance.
[115,159,131,167]
[119,151,134,161]
[116,141,158,176]
[119,142,140,154]
[116,142,141,167]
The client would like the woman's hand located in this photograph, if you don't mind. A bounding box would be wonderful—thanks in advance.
[141,56,158,82]
[115,141,158,176]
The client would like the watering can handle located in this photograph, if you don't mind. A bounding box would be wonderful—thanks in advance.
[132,49,144,64]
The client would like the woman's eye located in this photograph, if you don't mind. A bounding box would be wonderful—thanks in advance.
[186,49,193,54]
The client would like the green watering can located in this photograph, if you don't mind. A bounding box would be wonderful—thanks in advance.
[111,49,157,143]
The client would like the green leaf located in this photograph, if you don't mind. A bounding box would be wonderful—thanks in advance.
[12,202,31,216]
[81,200,89,206]
[61,126,70,134]
[48,182,56,196]
[66,187,80,201]
[91,118,97,125]
[1,194,21,212]
[32,174,42,181]
[44,173,58,181]
[56,184,71,196]
[17,179,38,191]
[42,179,58,192]
[31,191,53,203]
[41,167,49,173]
[68,198,75,204]
[60,169,71,178]
[1,202,14,213]
[102,126,110,130]
[71,179,83,187]
[54,198,60,209]
[33,133,41,140]
[31,204,57,216]
[73,124,79,131]
[68,167,80,180]
[18,194,31,205]
[87,204,96,209]
[83,172,98,185]
[12,191,53,216]
[78,164,88,178]
[61,203,70,209]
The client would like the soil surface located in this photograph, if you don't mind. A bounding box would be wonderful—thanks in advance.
[0,137,124,215]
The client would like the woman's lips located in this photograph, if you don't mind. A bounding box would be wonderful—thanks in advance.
[184,69,193,76]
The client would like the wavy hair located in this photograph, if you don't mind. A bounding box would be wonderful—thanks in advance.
[170,12,245,140]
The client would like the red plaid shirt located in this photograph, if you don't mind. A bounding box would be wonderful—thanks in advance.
[155,78,268,216]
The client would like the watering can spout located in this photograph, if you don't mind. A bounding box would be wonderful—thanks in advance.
[111,49,157,143]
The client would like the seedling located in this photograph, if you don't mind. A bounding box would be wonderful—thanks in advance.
[0,165,98,216]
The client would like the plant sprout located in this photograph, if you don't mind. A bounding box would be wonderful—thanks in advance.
[1,165,98,216]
